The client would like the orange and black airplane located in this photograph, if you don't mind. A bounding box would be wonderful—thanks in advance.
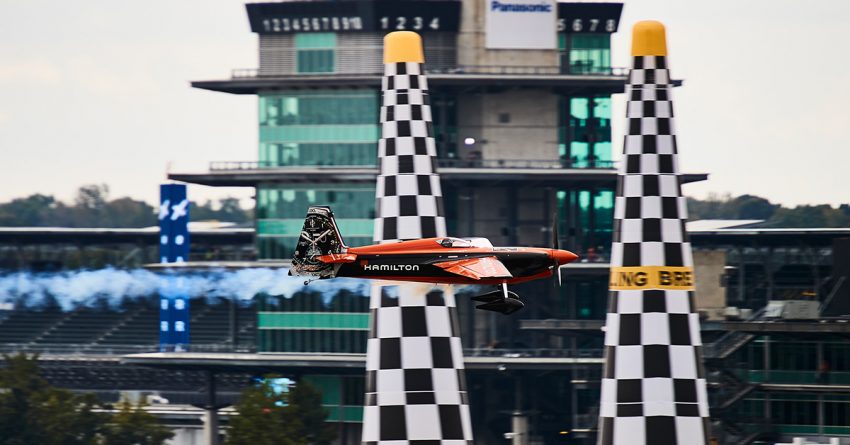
[290,206,579,314]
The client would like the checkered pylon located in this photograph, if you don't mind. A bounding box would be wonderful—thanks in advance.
[363,32,473,445]
[362,283,473,444]
[598,22,711,445]
[373,60,446,242]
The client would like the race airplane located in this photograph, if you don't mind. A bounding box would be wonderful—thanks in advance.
[290,206,579,314]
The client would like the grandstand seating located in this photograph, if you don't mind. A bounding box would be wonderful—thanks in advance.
[0,296,256,352]
[0,308,66,344]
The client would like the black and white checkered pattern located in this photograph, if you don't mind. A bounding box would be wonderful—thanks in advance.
[362,284,473,444]
[598,55,710,445]
[374,62,446,242]
[362,59,473,444]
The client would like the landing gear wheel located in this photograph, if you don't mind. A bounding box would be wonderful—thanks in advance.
[473,284,524,315]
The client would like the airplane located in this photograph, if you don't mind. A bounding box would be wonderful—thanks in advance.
[289,206,579,314]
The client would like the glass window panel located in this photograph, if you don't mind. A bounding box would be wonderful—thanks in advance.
[258,91,380,166]
[295,33,336,74]
[566,34,611,74]
[570,142,589,168]
[295,33,336,49]
[570,97,589,120]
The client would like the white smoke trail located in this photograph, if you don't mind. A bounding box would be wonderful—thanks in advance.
[0,268,369,310]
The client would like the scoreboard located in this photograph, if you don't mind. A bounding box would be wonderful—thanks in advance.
[247,0,462,34]
[247,1,623,34]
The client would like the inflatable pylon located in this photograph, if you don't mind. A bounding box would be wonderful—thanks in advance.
[362,31,473,445]
[597,21,711,445]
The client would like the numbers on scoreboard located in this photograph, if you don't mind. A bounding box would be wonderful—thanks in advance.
[379,16,441,31]
[557,18,617,33]
[262,16,365,33]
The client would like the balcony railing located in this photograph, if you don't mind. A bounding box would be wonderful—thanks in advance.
[437,158,615,169]
[230,65,628,79]
[209,159,616,172]
[0,343,601,359]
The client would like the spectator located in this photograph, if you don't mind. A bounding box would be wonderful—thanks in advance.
[816,359,831,384]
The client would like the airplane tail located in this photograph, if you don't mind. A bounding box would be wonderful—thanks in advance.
[290,206,347,278]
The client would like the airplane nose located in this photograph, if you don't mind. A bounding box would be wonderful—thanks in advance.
[550,249,579,265]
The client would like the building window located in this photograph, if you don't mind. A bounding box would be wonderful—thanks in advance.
[295,33,336,73]
[256,184,375,260]
[259,90,380,168]
[559,96,612,168]
[557,188,614,260]
[559,33,611,74]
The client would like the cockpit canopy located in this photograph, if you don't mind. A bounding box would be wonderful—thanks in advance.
[437,237,493,248]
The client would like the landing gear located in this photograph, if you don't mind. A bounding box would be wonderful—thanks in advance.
[473,283,524,315]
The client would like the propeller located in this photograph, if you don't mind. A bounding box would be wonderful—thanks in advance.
[551,212,562,287]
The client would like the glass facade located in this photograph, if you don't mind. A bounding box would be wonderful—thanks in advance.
[256,286,370,353]
[256,184,375,259]
[557,188,614,259]
[295,33,336,73]
[259,90,379,167]
[256,89,379,259]
[559,96,612,168]
[431,92,459,159]
[303,375,365,423]
[559,33,611,74]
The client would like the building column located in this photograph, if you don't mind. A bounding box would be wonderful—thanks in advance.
[203,371,219,445]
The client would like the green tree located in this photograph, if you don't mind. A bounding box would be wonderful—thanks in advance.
[225,379,304,445]
[0,353,104,445]
[75,184,110,211]
[289,381,336,445]
[0,194,57,226]
[0,187,252,228]
[102,198,155,228]
[191,198,253,224]
[0,353,173,445]
[226,378,336,445]
[100,400,173,445]
[731,194,778,220]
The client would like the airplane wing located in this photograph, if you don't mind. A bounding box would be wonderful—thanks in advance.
[433,256,513,280]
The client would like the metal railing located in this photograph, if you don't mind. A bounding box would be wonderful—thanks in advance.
[0,343,257,356]
[230,65,628,78]
[209,161,375,171]
[209,159,616,172]
[426,65,628,76]
[437,158,615,169]
[463,347,603,358]
[0,343,601,359]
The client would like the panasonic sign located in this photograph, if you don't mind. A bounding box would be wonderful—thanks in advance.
[490,1,552,13]
[486,0,556,49]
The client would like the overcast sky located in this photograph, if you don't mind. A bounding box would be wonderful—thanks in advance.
[1,0,848,208]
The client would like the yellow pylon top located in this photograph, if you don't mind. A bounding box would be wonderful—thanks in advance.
[631,20,668,57]
[384,31,425,64]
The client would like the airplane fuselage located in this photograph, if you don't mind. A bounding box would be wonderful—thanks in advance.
[328,238,575,285]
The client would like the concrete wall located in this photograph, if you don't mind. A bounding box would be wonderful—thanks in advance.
[453,186,553,248]
[693,249,727,320]
[456,90,559,162]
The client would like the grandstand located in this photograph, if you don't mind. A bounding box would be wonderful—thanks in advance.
[0,295,257,413]
[0,296,256,354]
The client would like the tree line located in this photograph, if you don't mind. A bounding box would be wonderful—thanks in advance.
[0,353,336,445]
[0,184,253,228]
[1,186,847,229]
[687,194,850,228]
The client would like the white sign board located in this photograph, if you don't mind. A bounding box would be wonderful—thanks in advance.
[485,0,557,49]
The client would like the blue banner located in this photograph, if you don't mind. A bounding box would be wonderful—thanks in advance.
[158,184,191,351]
